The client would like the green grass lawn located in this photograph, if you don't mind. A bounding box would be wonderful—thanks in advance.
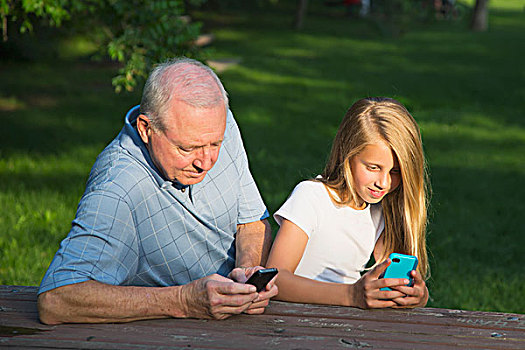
[1,0,524,313]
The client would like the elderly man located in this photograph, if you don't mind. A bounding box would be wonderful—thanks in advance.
[37,58,277,324]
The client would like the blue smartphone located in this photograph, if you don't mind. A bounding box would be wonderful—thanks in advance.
[380,253,418,291]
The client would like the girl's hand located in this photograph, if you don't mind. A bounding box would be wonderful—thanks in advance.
[351,259,408,309]
[390,269,429,308]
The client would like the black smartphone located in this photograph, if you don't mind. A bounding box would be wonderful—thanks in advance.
[245,268,278,292]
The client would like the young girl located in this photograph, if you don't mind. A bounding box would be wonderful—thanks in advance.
[267,97,430,309]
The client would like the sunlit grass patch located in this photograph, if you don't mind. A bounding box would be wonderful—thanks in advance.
[0,96,26,112]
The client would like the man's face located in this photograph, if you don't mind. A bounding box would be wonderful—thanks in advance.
[138,99,227,186]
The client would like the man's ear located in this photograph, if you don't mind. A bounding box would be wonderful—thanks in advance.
[136,114,151,144]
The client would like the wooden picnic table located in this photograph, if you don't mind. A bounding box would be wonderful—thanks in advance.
[1,285,523,349]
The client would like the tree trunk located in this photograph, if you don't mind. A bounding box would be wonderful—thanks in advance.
[470,0,489,32]
[294,0,309,30]
[2,13,7,42]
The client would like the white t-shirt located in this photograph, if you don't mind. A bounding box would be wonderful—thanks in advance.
[274,180,384,284]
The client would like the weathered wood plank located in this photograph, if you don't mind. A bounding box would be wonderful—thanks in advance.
[1,310,523,349]
[0,321,520,350]
[267,301,525,330]
[0,285,38,298]
[1,285,523,349]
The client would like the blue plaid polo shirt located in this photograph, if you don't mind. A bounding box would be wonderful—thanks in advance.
[39,105,269,294]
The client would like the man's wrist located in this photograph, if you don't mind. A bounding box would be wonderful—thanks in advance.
[153,285,190,319]
[235,254,263,268]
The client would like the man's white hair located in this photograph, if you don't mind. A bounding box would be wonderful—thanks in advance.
[140,57,229,131]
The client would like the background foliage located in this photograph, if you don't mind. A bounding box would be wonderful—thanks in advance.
[1,0,206,92]
[1,0,524,313]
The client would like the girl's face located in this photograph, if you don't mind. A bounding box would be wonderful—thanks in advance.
[350,140,401,207]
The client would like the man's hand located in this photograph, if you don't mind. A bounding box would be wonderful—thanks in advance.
[179,274,259,320]
[228,267,278,315]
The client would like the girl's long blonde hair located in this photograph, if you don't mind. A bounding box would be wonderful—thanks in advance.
[319,97,430,279]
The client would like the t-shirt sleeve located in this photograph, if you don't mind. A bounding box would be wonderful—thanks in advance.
[38,190,139,294]
[227,110,269,224]
[273,181,320,238]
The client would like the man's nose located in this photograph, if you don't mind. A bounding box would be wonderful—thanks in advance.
[193,146,214,172]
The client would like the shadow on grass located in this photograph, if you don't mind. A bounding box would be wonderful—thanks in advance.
[211,5,525,126]
[0,170,88,196]
[0,60,141,157]
[427,165,524,313]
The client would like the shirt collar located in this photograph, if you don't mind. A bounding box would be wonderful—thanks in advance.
[120,105,189,191]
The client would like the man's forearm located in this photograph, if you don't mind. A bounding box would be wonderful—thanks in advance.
[38,280,185,324]
[235,219,272,267]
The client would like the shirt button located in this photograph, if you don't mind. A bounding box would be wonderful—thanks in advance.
[181,188,186,192]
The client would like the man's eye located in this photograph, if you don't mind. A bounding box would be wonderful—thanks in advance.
[179,147,193,153]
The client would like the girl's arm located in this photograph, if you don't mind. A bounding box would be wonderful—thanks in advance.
[267,219,406,307]
[266,219,353,305]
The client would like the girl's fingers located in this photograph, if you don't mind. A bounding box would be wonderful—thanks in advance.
[369,259,391,279]
[391,284,428,308]
[377,289,406,300]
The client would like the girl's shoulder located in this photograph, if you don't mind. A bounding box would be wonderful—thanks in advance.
[274,180,329,231]
[292,179,330,199]
[279,180,331,208]
[294,179,325,189]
